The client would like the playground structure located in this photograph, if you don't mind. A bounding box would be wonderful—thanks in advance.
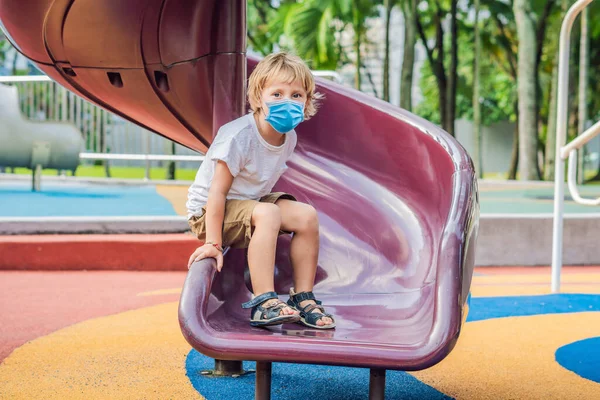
[0,0,477,399]
[0,82,82,190]
[2,1,600,399]
[552,0,600,292]
[179,57,478,399]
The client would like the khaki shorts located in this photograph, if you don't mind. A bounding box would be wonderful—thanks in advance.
[188,192,297,249]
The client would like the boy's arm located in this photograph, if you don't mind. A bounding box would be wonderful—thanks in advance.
[204,160,234,246]
[187,160,234,271]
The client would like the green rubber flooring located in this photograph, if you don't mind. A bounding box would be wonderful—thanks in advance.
[480,183,600,214]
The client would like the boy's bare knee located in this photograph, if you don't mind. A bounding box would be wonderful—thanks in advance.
[252,203,282,231]
[298,204,319,234]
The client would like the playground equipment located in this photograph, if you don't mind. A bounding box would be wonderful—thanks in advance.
[552,0,600,293]
[0,1,478,398]
[180,60,479,400]
[0,83,82,190]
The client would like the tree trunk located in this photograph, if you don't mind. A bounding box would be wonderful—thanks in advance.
[514,0,541,180]
[534,0,554,178]
[434,9,447,132]
[400,0,416,111]
[415,5,447,130]
[167,142,176,180]
[544,50,559,181]
[508,101,519,179]
[577,7,588,184]
[437,65,447,132]
[383,0,393,102]
[353,10,362,91]
[473,0,482,178]
[545,0,569,181]
[445,0,458,137]
[100,113,111,178]
[508,126,519,180]
[11,50,18,74]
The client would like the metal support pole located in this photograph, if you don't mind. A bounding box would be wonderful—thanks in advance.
[577,7,589,184]
[213,360,244,376]
[32,164,42,192]
[144,130,151,181]
[61,86,67,121]
[199,359,253,378]
[369,368,386,400]
[552,0,593,293]
[255,361,272,400]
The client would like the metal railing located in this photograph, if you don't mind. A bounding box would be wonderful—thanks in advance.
[0,69,339,178]
[78,152,204,181]
[551,0,598,293]
[0,75,203,175]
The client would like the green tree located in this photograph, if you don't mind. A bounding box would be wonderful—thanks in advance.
[268,0,347,70]
[544,0,569,181]
[247,0,284,55]
[473,0,483,178]
[269,0,379,90]
[415,0,460,136]
[514,0,540,180]
[400,0,417,111]
[383,0,397,101]
[577,7,588,183]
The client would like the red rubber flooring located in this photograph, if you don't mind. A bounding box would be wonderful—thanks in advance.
[0,271,186,362]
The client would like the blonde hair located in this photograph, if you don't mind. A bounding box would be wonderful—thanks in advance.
[248,52,323,120]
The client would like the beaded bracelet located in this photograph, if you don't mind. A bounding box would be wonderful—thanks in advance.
[205,241,224,252]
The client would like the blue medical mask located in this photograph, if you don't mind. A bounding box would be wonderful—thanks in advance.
[264,99,305,134]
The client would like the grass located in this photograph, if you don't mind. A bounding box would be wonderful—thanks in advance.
[7,165,197,181]
[5,166,600,186]
[481,171,600,185]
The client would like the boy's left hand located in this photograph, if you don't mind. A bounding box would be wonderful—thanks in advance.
[187,244,224,271]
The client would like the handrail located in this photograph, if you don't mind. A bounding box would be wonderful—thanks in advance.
[79,152,204,162]
[567,150,600,205]
[0,75,51,83]
[551,0,595,293]
[312,70,342,82]
[560,119,600,159]
[562,118,600,207]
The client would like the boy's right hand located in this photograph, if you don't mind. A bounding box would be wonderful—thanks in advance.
[187,244,224,271]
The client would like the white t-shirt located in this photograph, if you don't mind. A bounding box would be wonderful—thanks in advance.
[186,113,297,218]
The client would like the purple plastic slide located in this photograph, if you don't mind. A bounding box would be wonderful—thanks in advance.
[0,1,478,398]
[179,55,479,368]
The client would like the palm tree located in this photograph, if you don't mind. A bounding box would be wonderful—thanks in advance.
[577,7,588,183]
[383,0,396,101]
[271,0,379,90]
[544,0,569,181]
[473,0,483,178]
[415,0,459,136]
[514,0,540,180]
[270,1,347,70]
[400,0,417,111]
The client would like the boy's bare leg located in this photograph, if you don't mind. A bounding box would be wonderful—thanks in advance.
[249,203,297,315]
[276,199,333,326]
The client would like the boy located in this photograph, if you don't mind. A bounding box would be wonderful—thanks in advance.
[186,53,335,329]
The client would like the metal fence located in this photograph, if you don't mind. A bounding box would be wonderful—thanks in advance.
[0,71,341,175]
[0,75,203,170]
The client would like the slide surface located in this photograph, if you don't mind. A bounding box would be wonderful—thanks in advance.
[180,58,479,370]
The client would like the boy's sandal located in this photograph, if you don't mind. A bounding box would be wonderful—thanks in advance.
[242,291,300,327]
[287,290,336,330]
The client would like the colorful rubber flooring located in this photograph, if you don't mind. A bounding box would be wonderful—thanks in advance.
[3,179,600,218]
[1,267,599,399]
[0,181,178,217]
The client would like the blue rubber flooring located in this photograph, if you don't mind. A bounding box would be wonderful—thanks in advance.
[0,181,177,217]
[185,294,600,399]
